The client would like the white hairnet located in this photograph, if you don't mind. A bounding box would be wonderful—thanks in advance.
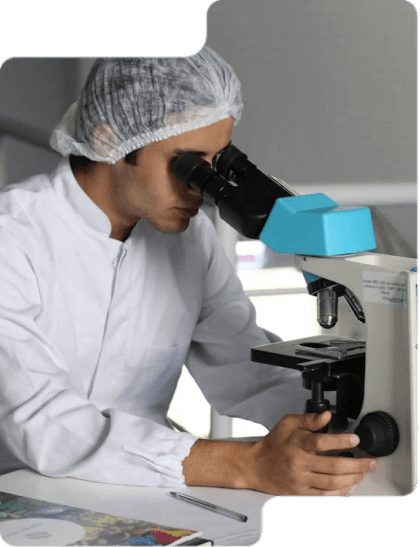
[50,47,243,164]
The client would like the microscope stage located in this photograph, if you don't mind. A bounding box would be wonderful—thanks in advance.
[251,335,366,372]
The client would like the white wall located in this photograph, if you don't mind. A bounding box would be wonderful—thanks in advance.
[207,0,416,256]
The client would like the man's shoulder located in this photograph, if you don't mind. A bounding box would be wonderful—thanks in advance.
[0,172,52,215]
[0,170,56,250]
[170,210,219,255]
[172,210,225,267]
[187,209,218,239]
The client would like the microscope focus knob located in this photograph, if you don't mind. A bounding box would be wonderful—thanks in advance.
[355,411,400,457]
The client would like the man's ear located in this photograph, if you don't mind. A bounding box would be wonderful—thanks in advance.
[92,124,118,159]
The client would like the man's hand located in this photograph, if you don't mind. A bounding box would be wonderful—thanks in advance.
[183,411,377,496]
[246,411,377,495]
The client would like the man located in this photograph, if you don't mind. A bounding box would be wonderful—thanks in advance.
[0,49,376,495]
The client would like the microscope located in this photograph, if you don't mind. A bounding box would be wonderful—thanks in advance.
[173,145,417,495]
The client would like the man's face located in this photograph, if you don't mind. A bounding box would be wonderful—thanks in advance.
[109,117,234,234]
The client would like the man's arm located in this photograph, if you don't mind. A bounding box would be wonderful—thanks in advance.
[183,411,377,495]
[187,215,310,431]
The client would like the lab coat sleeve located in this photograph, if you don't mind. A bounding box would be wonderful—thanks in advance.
[0,228,197,486]
[186,219,308,431]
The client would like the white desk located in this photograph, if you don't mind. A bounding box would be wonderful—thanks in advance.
[0,469,271,546]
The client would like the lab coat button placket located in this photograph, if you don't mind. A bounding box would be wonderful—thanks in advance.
[86,246,127,399]
[113,245,127,270]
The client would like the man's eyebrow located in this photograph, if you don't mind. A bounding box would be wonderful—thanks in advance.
[172,141,232,157]
[172,149,206,156]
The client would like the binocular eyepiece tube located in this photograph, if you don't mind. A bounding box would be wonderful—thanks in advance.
[173,144,294,239]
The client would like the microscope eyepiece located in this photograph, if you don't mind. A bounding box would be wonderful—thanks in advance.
[173,152,228,199]
[215,144,250,183]
[215,144,295,203]
[173,147,272,239]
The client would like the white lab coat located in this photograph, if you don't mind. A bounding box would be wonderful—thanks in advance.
[0,159,307,486]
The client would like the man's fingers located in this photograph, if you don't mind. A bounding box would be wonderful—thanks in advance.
[311,453,377,475]
[310,471,365,492]
[281,411,332,432]
[302,430,361,453]
[309,410,332,431]
[306,470,370,495]
[280,484,355,496]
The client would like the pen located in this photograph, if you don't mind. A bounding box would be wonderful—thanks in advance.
[169,492,248,522]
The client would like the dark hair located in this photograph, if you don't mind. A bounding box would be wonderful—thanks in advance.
[69,154,92,169]
[124,148,141,165]
[69,148,141,168]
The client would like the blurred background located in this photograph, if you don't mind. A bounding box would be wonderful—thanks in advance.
[0,0,416,439]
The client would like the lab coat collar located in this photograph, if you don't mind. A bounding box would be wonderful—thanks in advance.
[51,158,114,237]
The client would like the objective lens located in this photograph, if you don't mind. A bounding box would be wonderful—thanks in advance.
[317,288,338,329]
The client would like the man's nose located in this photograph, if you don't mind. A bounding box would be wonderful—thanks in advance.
[202,155,215,170]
